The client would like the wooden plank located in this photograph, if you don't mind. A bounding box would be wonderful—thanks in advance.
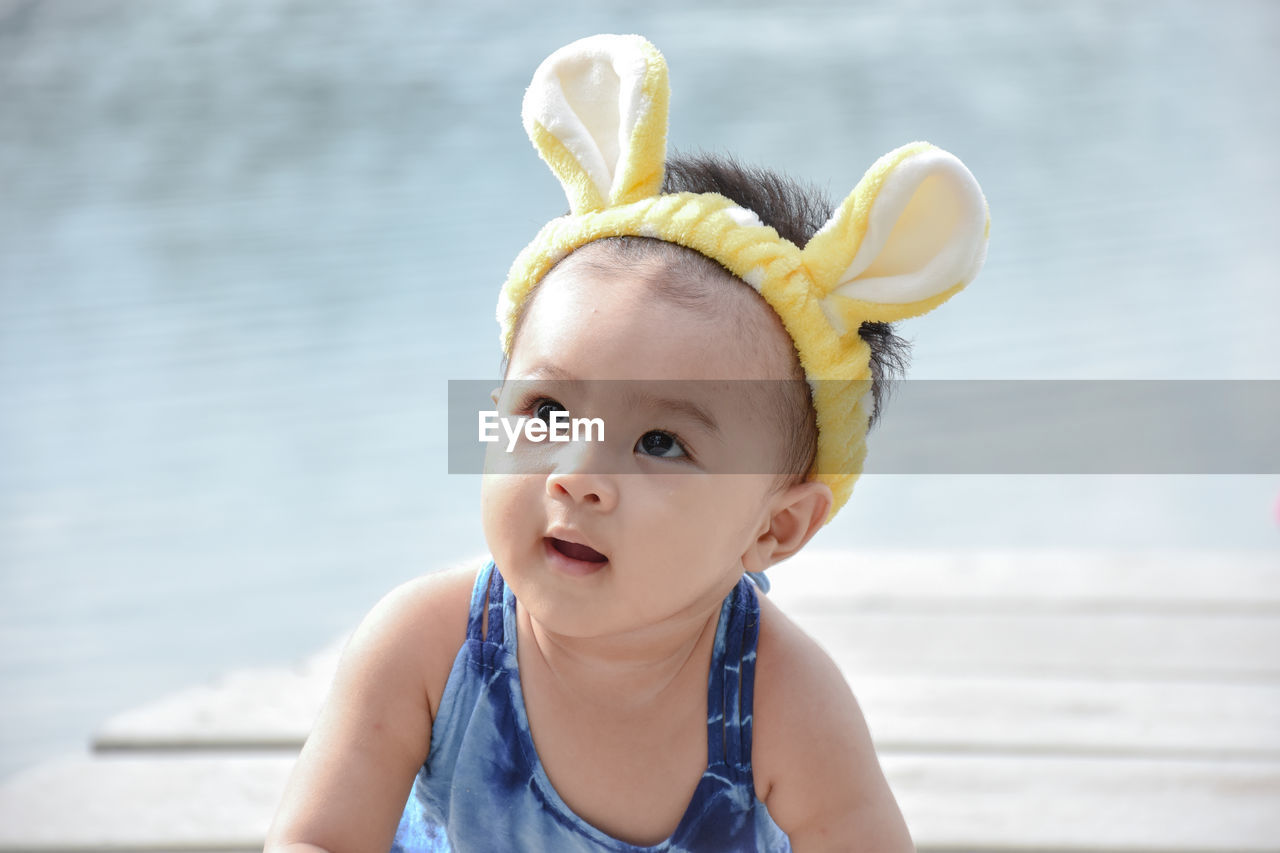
[769,549,1280,609]
[94,551,1280,753]
[93,660,1280,763]
[47,550,1276,853]
[1,752,1276,852]
[93,641,343,753]
[0,753,295,851]
[792,609,1280,680]
[855,675,1280,760]
[886,753,1280,852]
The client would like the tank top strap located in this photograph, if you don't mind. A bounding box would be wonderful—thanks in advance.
[465,560,509,646]
[705,575,762,778]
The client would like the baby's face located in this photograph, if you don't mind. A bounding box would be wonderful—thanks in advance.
[482,251,798,638]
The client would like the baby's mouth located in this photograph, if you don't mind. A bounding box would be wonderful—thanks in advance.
[547,537,608,563]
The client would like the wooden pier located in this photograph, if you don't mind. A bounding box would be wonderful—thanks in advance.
[1,549,1277,851]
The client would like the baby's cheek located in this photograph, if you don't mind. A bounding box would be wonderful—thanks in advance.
[482,440,531,475]
[480,476,526,543]
[654,478,738,529]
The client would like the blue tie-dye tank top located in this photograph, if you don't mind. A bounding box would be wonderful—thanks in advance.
[391,560,791,852]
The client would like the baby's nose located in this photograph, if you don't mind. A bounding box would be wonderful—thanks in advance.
[545,453,618,510]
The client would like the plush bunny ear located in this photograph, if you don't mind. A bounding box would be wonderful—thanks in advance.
[522,34,669,214]
[804,142,989,330]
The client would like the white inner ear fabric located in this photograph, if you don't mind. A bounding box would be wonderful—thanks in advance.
[835,150,986,304]
[556,57,621,200]
[861,174,960,280]
[525,38,651,205]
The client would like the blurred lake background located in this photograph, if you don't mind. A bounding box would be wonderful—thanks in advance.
[1,0,1277,780]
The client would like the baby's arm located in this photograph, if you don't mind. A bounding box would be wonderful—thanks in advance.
[753,595,915,853]
[264,566,475,853]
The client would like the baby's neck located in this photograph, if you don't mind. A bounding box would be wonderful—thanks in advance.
[517,600,722,713]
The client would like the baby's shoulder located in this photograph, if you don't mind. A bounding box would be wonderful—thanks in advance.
[352,556,485,721]
[752,592,859,751]
[751,592,914,848]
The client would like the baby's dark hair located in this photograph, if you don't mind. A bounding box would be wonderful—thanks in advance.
[504,152,913,485]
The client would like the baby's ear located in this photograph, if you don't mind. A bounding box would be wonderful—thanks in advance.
[803,143,989,330]
[521,34,669,214]
[743,481,833,573]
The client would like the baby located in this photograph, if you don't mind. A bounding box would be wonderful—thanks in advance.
[266,34,988,853]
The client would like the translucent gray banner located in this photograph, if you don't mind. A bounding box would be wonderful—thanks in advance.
[447,379,1279,474]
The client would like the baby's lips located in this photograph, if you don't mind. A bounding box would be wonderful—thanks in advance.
[547,536,608,563]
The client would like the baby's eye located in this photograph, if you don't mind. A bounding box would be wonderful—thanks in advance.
[635,430,687,459]
[531,398,566,424]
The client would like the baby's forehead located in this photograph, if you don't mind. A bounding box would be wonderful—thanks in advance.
[540,240,800,375]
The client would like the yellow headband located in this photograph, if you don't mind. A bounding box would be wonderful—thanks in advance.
[498,34,989,522]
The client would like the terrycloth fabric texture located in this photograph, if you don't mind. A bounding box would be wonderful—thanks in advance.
[498,34,990,520]
[391,561,791,852]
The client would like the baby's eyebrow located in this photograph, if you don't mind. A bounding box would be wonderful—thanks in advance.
[518,363,583,388]
[621,388,721,436]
